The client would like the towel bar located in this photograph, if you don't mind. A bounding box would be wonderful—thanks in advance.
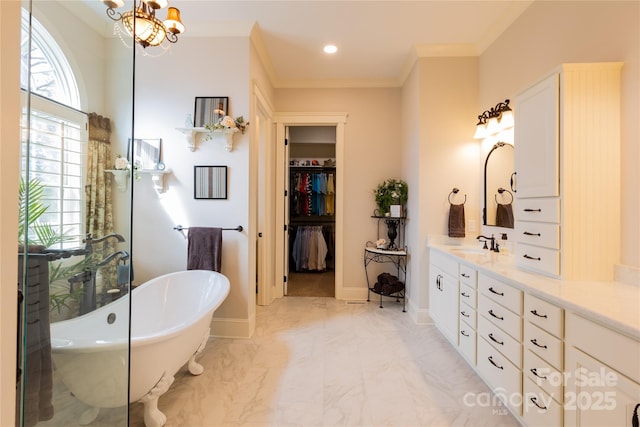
[174,225,243,232]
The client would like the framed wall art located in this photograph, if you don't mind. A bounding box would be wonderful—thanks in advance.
[194,97,228,127]
[194,165,227,199]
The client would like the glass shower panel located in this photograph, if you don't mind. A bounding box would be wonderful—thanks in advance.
[18,1,134,426]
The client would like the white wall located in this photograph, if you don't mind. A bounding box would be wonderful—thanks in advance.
[274,88,402,294]
[479,0,640,269]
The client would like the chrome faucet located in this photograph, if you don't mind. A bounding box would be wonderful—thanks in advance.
[84,232,125,255]
[476,234,499,252]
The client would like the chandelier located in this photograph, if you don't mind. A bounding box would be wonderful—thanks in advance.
[103,0,185,49]
[473,99,514,140]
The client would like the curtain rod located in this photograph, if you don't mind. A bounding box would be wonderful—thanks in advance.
[173,225,243,232]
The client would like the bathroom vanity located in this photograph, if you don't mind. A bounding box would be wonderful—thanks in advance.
[428,243,640,426]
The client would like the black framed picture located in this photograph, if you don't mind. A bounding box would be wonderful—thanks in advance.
[194,165,227,199]
[127,138,162,170]
[194,97,228,127]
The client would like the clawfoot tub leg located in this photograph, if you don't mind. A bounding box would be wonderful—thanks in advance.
[79,406,100,425]
[188,328,210,375]
[138,371,174,427]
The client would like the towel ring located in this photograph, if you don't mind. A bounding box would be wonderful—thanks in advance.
[495,187,513,204]
[448,188,467,205]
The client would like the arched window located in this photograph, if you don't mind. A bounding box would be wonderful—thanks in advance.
[21,9,87,249]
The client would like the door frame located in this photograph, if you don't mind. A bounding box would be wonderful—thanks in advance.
[272,112,348,300]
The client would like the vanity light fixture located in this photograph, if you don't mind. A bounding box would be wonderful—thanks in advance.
[102,0,185,50]
[473,99,513,139]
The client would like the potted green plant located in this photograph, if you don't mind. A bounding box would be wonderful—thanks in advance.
[373,178,408,216]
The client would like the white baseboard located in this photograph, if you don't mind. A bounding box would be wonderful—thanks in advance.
[339,286,369,301]
[210,314,255,339]
[406,298,433,324]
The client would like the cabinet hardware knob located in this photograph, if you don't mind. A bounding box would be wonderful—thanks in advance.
[523,231,541,236]
[523,254,541,261]
[461,292,470,298]
[489,333,504,346]
[488,356,504,370]
[530,368,547,379]
[530,309,548,318]
[488,287,504,296]
[488,309,504,321]
[530,397,547,410]
[461,311,469,317]
[530,338,548,349]
[461,273,470,278]
[461,330,469,337]
[524,208,542,212]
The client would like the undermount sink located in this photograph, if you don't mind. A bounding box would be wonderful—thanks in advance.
[450,247,488,255]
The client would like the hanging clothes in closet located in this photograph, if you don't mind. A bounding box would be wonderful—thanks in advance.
[290,171,335,217]
[291,225,329,271]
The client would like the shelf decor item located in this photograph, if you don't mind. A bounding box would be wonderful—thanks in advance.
[373,178,408,216]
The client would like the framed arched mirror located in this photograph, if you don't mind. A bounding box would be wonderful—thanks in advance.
[483,142,515,228]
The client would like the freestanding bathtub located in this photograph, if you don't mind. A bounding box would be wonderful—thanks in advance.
[50,270,230,427]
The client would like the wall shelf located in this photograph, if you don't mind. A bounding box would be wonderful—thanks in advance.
[105,169,130,192]
[175,127,208,151]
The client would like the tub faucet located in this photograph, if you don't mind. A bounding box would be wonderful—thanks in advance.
[476,234,499,252]
[95,250,130,268]
[84,232,125,255]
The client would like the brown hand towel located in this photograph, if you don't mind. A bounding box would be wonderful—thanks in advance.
[187,227,222,272]
[448,203,466,238]
[495,203,514,228]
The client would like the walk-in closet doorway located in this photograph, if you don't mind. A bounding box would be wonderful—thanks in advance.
[273,114,347,302]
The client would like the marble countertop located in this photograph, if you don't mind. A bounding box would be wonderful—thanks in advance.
[428,241,640,341]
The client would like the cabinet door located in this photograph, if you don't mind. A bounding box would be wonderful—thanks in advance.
[439,272,460,345]
[564,347,640,427]
[429,266,443,325]
[514,73,560,198]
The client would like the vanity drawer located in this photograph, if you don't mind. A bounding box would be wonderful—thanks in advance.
[459,283,476,309]
[524,322,563,370]
[515,243,560,277]
[524,294,563,338]
[515,221,560,250]
[459,264,477,288]
[516,197,560,223]
[478,314,521,367]
[478,273,523,315]
[459,325,476,365]
[459,302,476,329]
[524,349,563,403]
[477,338,522,414]
[478,294,522,341]
[522,376,563,427]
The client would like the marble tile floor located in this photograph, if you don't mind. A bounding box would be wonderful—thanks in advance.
[40,297,520,427]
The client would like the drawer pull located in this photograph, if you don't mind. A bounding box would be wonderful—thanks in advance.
[523,254,541,261]
[488,287,504,296]
[488,309,504,321]
[488,333,504,346]
[523,231,541,236]
[488,356,504,370]
[461,330,469,337]
[530,309,548,318]
[530,397,547,410]
[461,292,470,298]
[530,338,548,349]
[461,311,470,318]
[530,368,547,380]
[461,273,470,278]
[524,208,542,212]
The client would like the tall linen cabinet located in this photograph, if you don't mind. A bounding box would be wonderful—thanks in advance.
[513,62,622,280]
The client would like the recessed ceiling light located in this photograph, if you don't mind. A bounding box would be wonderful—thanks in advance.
[323,45,338,54]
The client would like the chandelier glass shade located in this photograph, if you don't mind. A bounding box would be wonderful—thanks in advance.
[104,0,185,49]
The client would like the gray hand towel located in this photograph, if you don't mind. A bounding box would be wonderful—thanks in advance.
[187,227,222,272]
[495,203,514,228]
[448,203,466,238]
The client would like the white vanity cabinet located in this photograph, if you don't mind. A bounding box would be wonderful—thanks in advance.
[564,313,640,427]
[429,250,459,346]
[476,273,523,416]
[513,62,622,281]
[522,294,565,425]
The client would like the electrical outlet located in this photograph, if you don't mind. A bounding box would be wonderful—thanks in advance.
[468,219,477,232]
